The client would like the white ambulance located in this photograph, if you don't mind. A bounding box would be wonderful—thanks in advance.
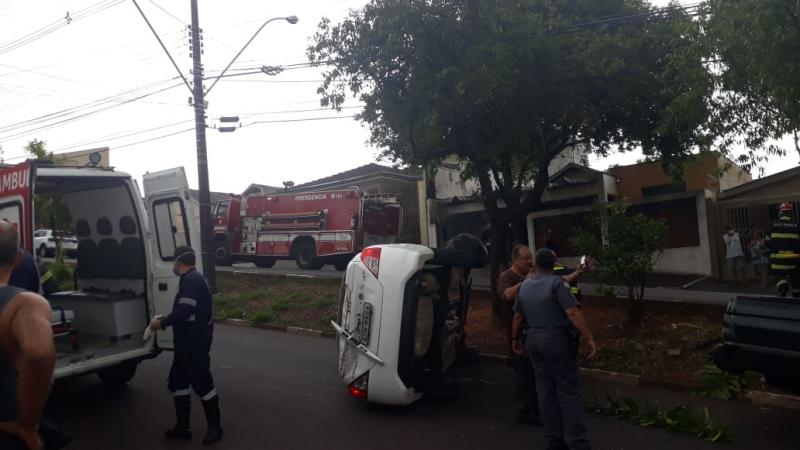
[0,160,198,386]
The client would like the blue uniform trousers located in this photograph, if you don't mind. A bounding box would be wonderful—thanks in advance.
[526,327,591,450]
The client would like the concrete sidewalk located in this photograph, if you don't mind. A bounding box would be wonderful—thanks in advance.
[470,267,763,306]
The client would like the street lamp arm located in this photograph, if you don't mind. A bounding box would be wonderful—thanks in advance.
[204,16,298,97]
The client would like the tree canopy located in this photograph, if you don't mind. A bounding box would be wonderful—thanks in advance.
[704,0,800,162]
[310,0,713,293]
[310,0,712,220]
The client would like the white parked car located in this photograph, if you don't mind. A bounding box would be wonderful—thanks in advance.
[333,236,485,406]
[34,229,78,258]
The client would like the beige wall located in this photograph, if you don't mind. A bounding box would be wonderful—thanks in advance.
[56,148,110,168]
[608,153,751,200]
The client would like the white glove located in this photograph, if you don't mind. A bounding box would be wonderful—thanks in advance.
[143,314,164,342]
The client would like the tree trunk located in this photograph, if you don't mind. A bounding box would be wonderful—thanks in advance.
[488,215,512,321]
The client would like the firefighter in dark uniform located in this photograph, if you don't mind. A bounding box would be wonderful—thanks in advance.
[149,246,222,445]
[766,202,800,298]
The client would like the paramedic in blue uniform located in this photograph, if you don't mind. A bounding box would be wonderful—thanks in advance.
[149,246,222,445]
[512,249,596,450]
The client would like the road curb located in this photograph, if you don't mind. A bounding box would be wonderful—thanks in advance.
[216,319,335,338]
[475,351,800,410]
[744,390,800,410]
[582,368,640,386]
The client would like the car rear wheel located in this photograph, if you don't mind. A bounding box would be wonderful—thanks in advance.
[97,363,138,388]
[38,244,48,258]
[334,260,349,271]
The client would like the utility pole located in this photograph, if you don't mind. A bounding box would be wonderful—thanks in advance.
[132,1,297,293]
[189,0,216,291]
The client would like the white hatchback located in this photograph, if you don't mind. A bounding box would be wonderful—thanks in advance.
[333,237,485,406]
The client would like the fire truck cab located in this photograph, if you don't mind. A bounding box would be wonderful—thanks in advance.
[0,161,199,386]
[212,188,402,270]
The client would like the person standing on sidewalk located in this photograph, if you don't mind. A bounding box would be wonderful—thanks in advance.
[766,202,800,298]
[749,229,770,289]
[512,249,597,450]
[149,246,223,445]
[497,244,539,425]
[0,222,56,450]
[723,225,746,286]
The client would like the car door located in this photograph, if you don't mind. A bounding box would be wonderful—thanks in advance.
[143,167,202,349]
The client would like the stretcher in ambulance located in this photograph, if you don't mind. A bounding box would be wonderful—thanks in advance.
[0,161,200,386]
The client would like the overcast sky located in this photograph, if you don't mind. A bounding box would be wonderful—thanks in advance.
[0,0,796,194]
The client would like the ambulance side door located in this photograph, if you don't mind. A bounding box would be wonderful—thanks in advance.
[143,167,203,349]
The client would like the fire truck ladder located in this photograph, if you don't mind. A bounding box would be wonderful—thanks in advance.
[261,209,327,231]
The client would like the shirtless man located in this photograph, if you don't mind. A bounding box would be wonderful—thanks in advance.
[0,222,56,450]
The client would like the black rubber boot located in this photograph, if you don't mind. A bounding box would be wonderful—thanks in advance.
[164,395,192,440]
[202,396,223,445]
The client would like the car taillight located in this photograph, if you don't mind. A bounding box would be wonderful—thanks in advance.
[360,247,381,278]
[348,372,369,399]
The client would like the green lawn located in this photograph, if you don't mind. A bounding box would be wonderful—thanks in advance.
[214,272,341,331]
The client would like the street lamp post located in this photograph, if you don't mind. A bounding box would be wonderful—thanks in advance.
[191,11,298,290]
[133,2,297,291]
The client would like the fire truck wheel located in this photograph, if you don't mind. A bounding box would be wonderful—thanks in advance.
[294,239,322,270]
[214,241,234,266]
[254,257,277,268]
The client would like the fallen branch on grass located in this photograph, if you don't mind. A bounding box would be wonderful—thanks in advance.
[586,391,733,443]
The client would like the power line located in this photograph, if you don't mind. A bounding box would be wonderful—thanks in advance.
[53,107,363,151]
[0,0,126,56]
[52,118,195,152]
[243,115,357,127]
[0,81,184,140]
[147,0,186,25]
[542,2,703,36]
[236,105,363,118]
[0,77,181,134]
[3,126,196,163]
[221,79,323,84]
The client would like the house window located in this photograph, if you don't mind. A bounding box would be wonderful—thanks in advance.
[641,182,686,197]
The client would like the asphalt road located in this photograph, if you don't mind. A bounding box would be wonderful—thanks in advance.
[46,324,798,450]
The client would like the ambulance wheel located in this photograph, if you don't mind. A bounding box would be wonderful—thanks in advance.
[254,257,277,268]
[98,362,138,388]
[294,240,322,270]
[214,242,233,266]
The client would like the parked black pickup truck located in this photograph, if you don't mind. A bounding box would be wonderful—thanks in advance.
[715,295,800,393]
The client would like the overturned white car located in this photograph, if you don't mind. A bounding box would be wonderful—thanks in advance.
[333,236,486,406]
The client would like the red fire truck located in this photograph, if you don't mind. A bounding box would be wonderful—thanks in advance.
[212,188,402,270]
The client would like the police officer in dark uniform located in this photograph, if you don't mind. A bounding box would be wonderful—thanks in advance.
[766,202,800,298]
[149,246,222,445]
[512,249,596,450]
